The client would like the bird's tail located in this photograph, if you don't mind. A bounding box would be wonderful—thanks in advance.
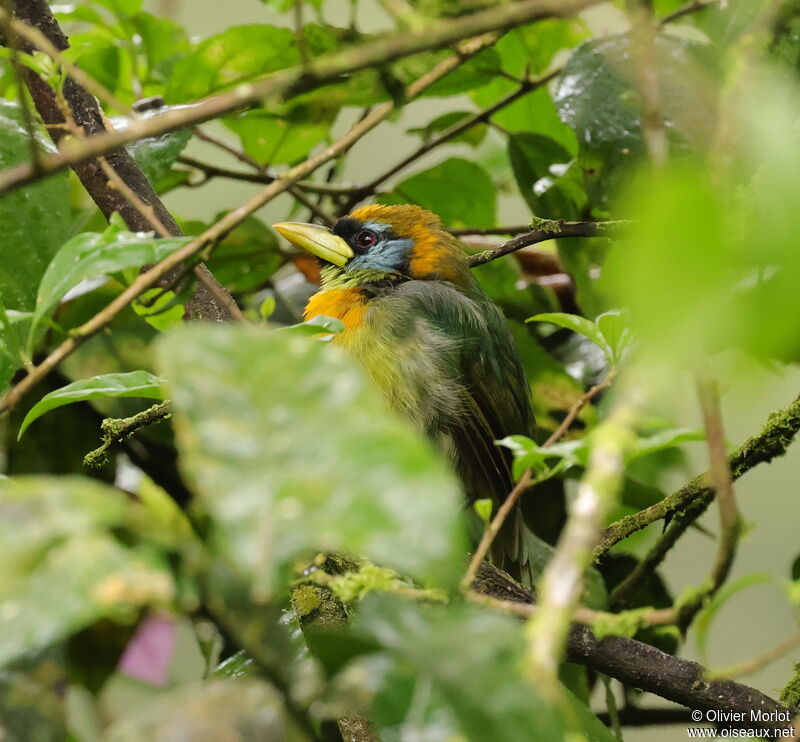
[492,506,555,589]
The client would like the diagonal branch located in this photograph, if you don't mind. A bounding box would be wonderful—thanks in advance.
[0,0,602,197]
[474,562,796,734]
[595,392,800,558]
[466,218,624,267]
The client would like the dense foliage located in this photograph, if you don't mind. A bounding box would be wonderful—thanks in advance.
[1,1,800,740]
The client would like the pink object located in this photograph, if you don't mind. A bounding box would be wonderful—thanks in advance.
[117,613,177,686]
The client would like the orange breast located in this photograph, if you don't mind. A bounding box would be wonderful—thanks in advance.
[304,288,369,340]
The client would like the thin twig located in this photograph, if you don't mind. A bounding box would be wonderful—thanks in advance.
[189,131,335,225]
[84,401,173,468]
[466,219,624,267]
[176,155,357,196]
[462,372,615,589]
[450,225,533,237]
[0,0,602,197]
[660,0,718,25]
[468,590,674,628]
[343,71,558,210]
[675,375,741,628]
[609,498,710,609]
[0,32,505,414]
[707,631,800,682]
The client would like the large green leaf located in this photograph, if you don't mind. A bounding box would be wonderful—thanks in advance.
[382,157,496,228]
[156,325,466,593]
[32,220,189,341]
[0,477,174,668]
[165,25,299,102]
[508,132,585,219]
[555,33,717,206]
[223,109,332,166]
[18,371,165,439]
[127,128,192,182]
[353,597,565,742]
[0,100,71,391]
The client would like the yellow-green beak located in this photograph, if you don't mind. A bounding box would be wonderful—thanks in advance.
[273,221,354,267]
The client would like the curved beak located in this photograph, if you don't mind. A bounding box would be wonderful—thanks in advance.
[273,222,353,267]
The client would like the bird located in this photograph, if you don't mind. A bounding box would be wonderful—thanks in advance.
[273,204,557,585]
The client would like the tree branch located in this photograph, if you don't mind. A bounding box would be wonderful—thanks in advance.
[0,0,601,197]
[473,562,796,734]
[595,393,800,558]
[466,219,623,267]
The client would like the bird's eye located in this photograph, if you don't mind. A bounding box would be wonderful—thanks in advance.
[355,229,377,250]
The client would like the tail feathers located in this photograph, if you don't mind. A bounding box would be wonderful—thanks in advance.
[491,507,556,589]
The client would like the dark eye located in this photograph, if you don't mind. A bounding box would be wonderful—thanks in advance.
[355,229,377,250]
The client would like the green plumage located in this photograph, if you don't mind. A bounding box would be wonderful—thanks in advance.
[344,275,539,581]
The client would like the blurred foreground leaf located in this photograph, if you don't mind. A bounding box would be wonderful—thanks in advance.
[103,678,286,742]
[0,478,174,668]
[156,325,466,595]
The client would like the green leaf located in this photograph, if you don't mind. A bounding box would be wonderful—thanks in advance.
[418,48,502,98]
[92,0,143,15]
[67,31,125,94]
[0,100,70,353]
[18,371,165,439]
[407,111,488,149]
[527,312,612,361]
[132,289,185,331]
[382,158,496,228]
[32,223,188,340]
[353,597,564,742]
[156,325,466,593]
[165,25,299,102]
[632,427,704,460]
[595,309,631,362]
[126,127,192,182]
[0,477,173,668]
[508,132,585,219]
[554,33,716,206]
[224,109,333,166]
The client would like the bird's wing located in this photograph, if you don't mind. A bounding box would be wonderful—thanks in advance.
[365,279,536,506]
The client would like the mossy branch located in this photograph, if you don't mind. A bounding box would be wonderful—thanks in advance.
[466,219,627,267]
[595,393,800,558]
[84,401,172,468]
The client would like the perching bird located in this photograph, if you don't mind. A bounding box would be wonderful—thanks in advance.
[274,204,555,584]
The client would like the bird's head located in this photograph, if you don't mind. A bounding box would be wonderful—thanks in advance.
[273,204,471,287]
